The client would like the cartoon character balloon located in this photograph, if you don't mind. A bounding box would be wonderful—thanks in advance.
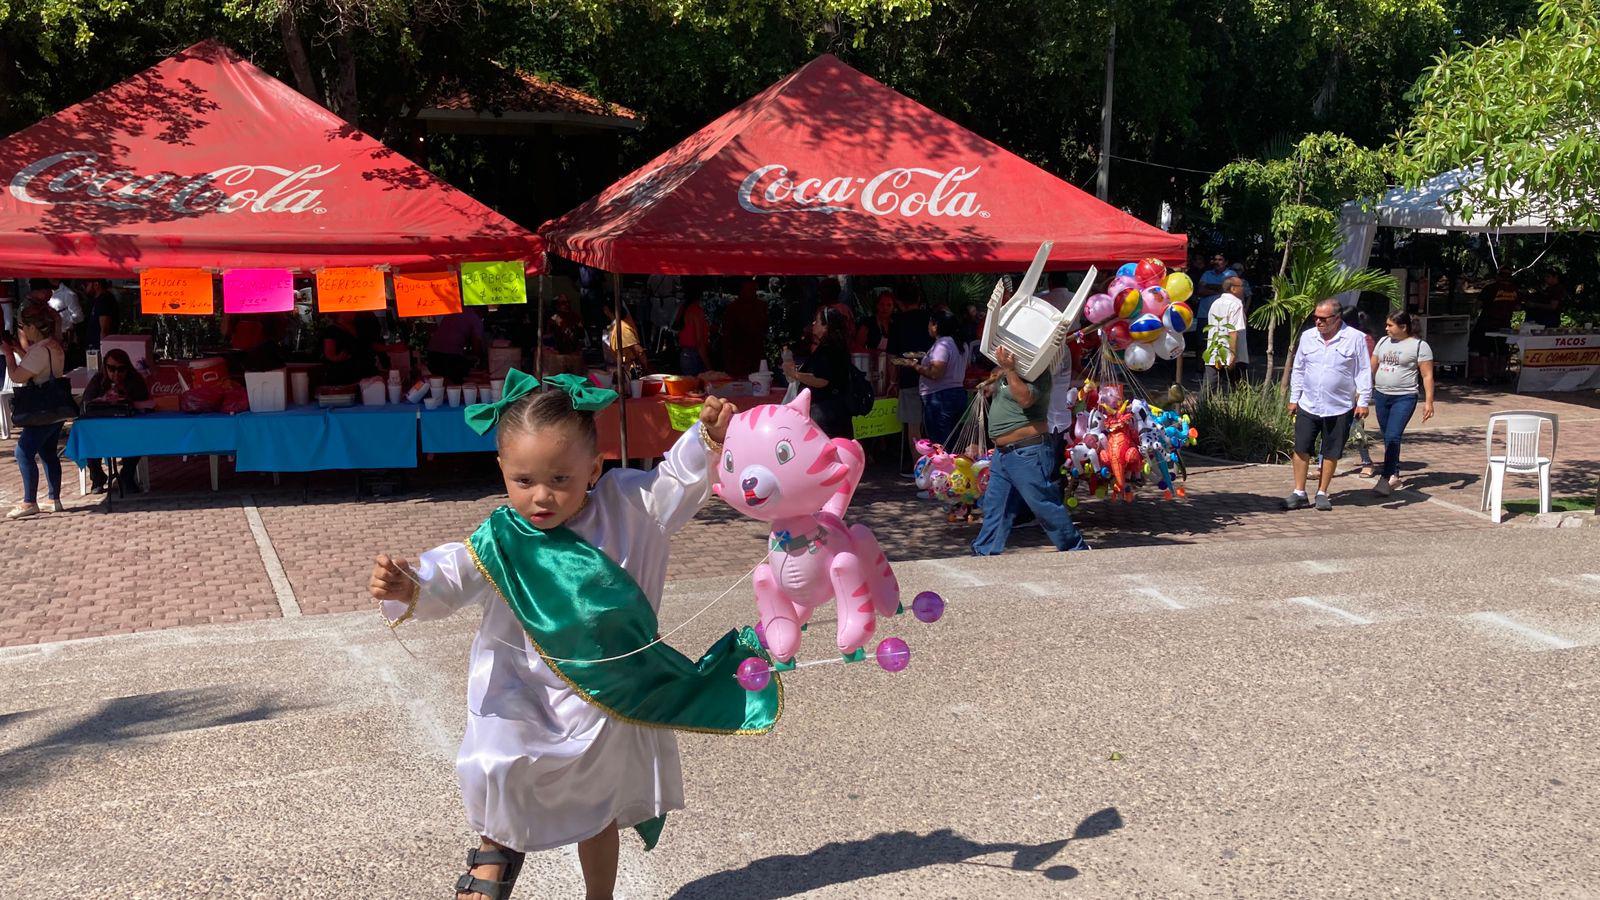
[713,390,901,661]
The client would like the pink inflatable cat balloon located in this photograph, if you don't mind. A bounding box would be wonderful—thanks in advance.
[711,390,901,662]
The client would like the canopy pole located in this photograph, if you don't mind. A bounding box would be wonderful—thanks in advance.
[534,268,546,378]
[614,275,629,468]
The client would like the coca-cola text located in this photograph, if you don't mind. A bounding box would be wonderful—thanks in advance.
[737,164,985,218]
[8,151,338,216]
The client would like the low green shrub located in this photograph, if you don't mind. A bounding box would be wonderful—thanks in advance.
[1193,379,1295,464]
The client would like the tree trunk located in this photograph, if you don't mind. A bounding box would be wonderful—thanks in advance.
[331,29,360,125]
[278,4,319,101]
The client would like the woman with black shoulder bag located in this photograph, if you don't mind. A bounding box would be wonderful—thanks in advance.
[3,303,78,518]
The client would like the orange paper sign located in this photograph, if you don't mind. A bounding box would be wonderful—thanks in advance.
[394,271,463,317]
[139,268,214,315]
[316,267,387,312]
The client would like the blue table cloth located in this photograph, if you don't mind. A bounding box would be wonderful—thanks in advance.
[66,412,238,464]
[233,405,419,472]
[419,405,496,454]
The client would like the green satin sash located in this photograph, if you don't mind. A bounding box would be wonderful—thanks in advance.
[465,506,781,848]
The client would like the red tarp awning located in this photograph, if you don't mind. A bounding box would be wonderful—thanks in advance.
[541,54,1185,275]
[0,40,542,277]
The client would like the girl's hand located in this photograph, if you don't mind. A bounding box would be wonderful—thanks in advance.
[1422,402,1435,422]
[781,360,800,379]
[370,554,418,603]
[700,396,735,444]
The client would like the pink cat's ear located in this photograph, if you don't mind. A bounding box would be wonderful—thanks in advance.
[786,388,812,417]
[711,482,724,497]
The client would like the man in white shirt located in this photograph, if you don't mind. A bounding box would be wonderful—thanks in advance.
[49,280,83,329]
[1285,298,1372,511]
[1202,276,1249,393]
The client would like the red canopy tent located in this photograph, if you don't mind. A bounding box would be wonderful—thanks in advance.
[541,54,1184,275]
[0,40,541,277]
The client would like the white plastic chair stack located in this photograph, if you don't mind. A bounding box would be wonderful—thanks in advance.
[1481,411,1558,524]
[979,242,1094,382]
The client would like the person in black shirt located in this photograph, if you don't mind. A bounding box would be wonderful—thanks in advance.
[887,288,933,462]
[321,313,379,386]
[783,307,854,438]
[82,280,119,349]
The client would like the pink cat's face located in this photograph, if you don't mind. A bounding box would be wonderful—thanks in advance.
[711,389,847,522]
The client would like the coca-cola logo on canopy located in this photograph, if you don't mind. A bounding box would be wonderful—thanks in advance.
[8,151,339,216]
[737,164,987,218]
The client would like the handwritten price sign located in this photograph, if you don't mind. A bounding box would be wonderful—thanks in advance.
[222,268,295,314]
[461,261,527,307]
[139,268,214,315]
[316,267,387,312]
[851,397,900,440]
[394,271,463,317]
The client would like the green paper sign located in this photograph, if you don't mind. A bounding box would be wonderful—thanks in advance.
[666,401,703,432]
[461,261,528,306]
[851,397,900,440]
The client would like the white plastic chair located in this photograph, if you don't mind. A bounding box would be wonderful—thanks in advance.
[1481,411,1558,524]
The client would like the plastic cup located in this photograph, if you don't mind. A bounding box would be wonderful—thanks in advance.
[446,385,462,407]
[428,376,446,400]
[462,384,479,405]
[490,378,505,401]
[630,379,643,399]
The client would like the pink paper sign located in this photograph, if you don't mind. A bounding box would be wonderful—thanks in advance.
[222,268,295,314]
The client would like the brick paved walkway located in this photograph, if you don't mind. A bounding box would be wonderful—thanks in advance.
[1,385,1595,648]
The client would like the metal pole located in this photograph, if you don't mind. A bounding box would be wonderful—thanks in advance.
[1096,17,1116,201]
[534,269,546,378]
[613,276,629,468]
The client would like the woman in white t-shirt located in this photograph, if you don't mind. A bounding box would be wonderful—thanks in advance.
[1369,311,1435,496]
[1,304,69,518]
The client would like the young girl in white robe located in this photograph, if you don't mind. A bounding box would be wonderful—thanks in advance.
[369,372,776,900]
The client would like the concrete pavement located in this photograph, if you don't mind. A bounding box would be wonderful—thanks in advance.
[4,525,1599,897]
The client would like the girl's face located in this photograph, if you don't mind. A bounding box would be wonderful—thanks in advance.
[877,295,894,318]
[812,315,827,340]
[927,318,938,339]
[497,425,603,530]
[20,323,44,343]
[1385,319,1407,341]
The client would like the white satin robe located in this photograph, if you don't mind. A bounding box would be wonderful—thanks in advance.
[382,425,713,852]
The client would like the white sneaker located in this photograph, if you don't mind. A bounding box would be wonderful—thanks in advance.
[6,504,39,520]
[1373,477,1394,497]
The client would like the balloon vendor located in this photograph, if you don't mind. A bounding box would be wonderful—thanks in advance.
[367,370,777,900]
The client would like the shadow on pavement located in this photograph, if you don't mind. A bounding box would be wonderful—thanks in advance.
[670,806,1123,899]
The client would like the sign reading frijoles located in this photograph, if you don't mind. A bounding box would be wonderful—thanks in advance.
[461,261,527,306]
[737,165,985,218]
[139,268,214,315]
[8,152,338,216]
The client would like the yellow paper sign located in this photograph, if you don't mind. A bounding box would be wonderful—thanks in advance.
[461,261,528,306]
[139,268,214,315]
[393,271,463,318]
[666,401,703,432]
[851,397,900,440]
[316,267,387,312]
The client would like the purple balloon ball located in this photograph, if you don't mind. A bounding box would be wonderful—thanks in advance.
[875,638,911,673]
[911,591,945,623]
[736,657,771,692]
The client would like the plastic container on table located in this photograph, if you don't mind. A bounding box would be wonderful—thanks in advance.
[244,370,288,413]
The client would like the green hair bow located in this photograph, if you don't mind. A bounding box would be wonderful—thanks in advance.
[464,369,618,436]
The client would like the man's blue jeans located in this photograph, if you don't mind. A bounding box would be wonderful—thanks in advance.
[972,440,1084,556]
[1373,390,1419,479]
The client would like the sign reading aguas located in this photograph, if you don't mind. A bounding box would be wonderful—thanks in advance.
[8,151,338,216]
[1516,333,1600,392]
[737,165,987,219]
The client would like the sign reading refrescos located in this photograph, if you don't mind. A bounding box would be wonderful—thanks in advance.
[139,268,214,315]
[461,261,527,306]
[315,267,387,312]
[222,268,294,314]
[394,271,464,317]
[851,397,900,440]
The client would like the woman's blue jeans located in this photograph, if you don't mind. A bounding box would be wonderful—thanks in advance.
[972,440,1085,556]
[921,387,967,449]
[15,421,65,504]
[1373,390,1419,479]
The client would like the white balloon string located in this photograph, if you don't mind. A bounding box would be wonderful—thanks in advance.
[390,553,767,665]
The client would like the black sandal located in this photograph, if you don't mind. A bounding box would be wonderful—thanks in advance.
[454,846,526,900]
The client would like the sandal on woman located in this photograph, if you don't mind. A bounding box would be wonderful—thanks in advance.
[44,500,65,513]
[454,846,526,900]
[6,504,40,520]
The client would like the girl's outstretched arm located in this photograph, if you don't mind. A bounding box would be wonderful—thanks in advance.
[372,543,484,626]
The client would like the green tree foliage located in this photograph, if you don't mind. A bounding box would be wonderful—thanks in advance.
[1394,0,1600,230]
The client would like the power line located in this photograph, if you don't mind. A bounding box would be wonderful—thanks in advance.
[1109,154,1220,176]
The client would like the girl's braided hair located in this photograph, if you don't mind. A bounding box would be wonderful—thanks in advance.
[495,385,599,452]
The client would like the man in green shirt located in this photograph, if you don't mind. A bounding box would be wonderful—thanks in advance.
[972,346,1089,555]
